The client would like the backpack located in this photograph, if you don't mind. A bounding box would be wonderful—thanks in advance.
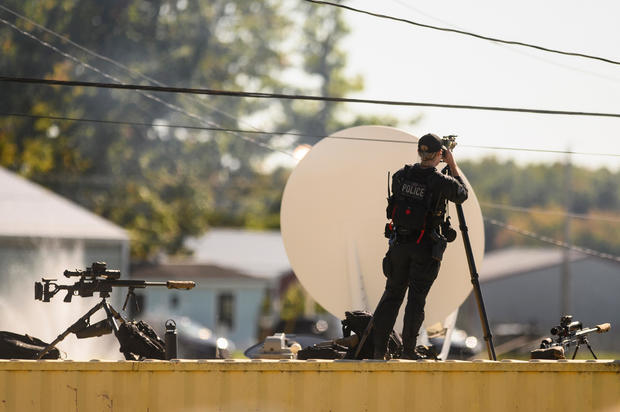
[341,311,402,359]
[117,320,166,360]
[388,166,433,231]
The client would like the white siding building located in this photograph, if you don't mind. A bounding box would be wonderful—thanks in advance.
[0,167,130,359]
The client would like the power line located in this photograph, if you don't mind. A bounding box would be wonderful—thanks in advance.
[0,16,290,156]
[388,0,620,85]
[484,217,620,263]
[4,4,620,168]
[4,111,620,158]
[4,75,620,119]
[480,202,620,223]
[1,111,306,138]
[458,144,619,157]
[0,3,264,133]
[305,0,620,67]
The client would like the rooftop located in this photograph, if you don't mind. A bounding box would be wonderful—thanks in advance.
[479,247,587,282]
[183,228,291,279]
[184,230,592,283]
[131,262,260,281]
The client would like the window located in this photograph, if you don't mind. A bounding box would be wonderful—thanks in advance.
[217,292,235,329]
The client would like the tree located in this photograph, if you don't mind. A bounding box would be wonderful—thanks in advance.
[459,157,620,256]
[0,1,295,258]
[273,1,400,143]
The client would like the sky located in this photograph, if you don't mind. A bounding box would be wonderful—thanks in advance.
[2,1,618,172]
[337,0,620,170]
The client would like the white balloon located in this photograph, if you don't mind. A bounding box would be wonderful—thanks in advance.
[281,126,484,327]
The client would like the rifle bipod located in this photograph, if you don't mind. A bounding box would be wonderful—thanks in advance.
[571,335,598,359]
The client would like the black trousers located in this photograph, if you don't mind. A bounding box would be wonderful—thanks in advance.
[373,238,440,356]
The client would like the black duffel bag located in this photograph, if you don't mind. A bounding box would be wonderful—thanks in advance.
[297,344,347,360]
[0,331,60,359]
[117,320,166,360]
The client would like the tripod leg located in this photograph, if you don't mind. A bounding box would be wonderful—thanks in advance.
[444,166,496,361]
[37,300,104,359]
[572,344,580,360]
[584,339,598,360]
[455,203,497,360]
[354,292,390,360]
[102,302,137,360]
[102,301,123,334]
[106,303,126,322]
[354,317,375,359]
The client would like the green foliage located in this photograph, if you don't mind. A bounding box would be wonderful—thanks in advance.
[208,167,291,230]
[459,157,620,255]
[280,282,306,321]
[0,0,383,260]
[274,1,399,142]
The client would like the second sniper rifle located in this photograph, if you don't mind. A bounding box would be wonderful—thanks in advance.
[539,315,611,359]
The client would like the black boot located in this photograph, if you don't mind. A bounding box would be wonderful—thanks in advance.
[373,347,388,360]
[400,349,421,360]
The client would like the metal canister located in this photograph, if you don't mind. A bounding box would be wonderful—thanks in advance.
[164,319,177,360]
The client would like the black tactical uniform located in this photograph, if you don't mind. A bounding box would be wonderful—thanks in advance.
[373,137,468,359]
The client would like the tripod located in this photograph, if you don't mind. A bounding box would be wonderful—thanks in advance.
[36,297,128,360]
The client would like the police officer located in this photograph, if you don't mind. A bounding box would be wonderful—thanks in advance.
[373,133,468,359]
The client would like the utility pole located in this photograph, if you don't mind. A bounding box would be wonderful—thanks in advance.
[561,151,572,316]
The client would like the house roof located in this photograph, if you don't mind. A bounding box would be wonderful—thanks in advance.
[183,228,291,279]
[183,230,592,284]
[479,247,588,283]
[0,167,128,241]
[130,262,261,281]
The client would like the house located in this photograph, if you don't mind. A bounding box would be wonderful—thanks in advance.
[185,228,300,321]
[130,262,271,351]
[184,228,291,279]
[458,247,620,352]
[125,229,294,351]
[0,167,130,359]
[129,228,340,352]
[0,167,129,275]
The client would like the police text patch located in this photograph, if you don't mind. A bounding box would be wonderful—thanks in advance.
[400,181,426,200]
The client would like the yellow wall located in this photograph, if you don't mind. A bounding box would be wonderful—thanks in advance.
[1,359,619,412]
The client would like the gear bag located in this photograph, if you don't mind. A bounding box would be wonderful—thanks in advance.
[0,331,60,359]
[341,311,402,359]
[297,344,347,360]
[117,320,166,360]
[388,166,432,231]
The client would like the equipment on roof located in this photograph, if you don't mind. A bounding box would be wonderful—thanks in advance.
[34,262,195,360]
[531,315,611,360]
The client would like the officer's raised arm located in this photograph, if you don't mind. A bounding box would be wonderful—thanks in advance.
[443,148,459,177]
[440,149,468,204]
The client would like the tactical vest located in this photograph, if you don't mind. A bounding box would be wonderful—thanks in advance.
[387,166,433,231]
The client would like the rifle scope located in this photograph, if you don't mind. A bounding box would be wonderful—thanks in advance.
[63,261,121,280]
